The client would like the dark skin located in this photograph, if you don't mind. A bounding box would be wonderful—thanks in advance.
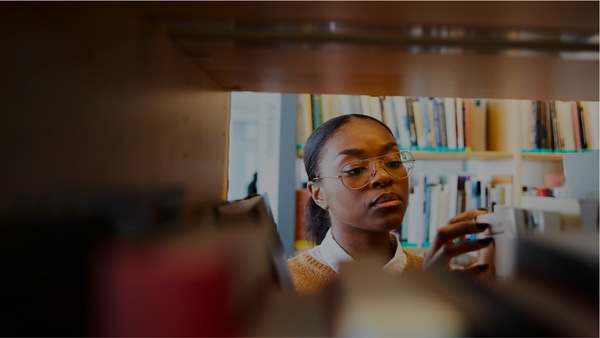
[308,118,493,274]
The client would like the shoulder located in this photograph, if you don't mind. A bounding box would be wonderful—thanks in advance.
[288,252,337,294]
[402,249,425,271]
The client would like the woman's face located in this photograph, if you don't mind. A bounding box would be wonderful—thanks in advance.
[309,118,410,235]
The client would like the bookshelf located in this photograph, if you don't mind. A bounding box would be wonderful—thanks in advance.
[2,1,597,256]
[290,94,598,251]
[1,2,598,336]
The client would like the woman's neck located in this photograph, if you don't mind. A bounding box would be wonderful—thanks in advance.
[331,226,393,265]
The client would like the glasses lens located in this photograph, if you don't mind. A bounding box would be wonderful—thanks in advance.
[340,151,415,189]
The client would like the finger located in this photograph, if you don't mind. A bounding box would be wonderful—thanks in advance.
[425,237,493,269]
[443,237,494,258]
[434,221,490,244]
[448,208,488,224]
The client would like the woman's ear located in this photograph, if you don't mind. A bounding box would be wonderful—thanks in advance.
[307,181,328,211]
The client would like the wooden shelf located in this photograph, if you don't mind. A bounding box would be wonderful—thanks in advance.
[412,150,513,160]
[522,153,564,161]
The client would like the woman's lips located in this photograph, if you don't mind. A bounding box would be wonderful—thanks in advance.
[371,192,403,208]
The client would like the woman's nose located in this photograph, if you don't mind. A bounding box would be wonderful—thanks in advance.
[369,161,393,187]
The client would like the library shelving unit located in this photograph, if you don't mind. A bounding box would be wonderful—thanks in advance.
[2,0,598,259]
[1,2,598,336]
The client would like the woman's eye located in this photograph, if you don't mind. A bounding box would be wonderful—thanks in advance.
[385,160,403,169]
[342,166,367,176]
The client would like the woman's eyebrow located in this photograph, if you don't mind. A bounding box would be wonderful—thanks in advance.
[336,148,364,157]
[336,142,398,158]
[382,141,399,150]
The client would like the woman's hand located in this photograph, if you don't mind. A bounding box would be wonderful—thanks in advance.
[424,208,494,281]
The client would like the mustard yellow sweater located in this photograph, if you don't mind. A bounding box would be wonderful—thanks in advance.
[288,248,424,294]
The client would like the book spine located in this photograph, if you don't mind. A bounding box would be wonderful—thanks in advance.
[550,100,562,150]
[381,96,399,140]
[577,102,589,150]
[412,99,426,148]
[311,94,323,129]
[431,98,442,148]
[406,98,418,148]
[572,101,583,151]
[456,98,465,149]
[444,98,457,149]
[392,96,411,150]
[463,99,471,150]
[437,98,448,148]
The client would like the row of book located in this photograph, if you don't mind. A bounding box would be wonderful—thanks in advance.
[521,100,599,152]
[296,94,488,153]
[399,172,513,246]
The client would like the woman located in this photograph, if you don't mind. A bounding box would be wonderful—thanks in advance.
[288,114,492,294]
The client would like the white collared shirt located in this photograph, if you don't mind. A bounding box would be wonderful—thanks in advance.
[306,228,408,274]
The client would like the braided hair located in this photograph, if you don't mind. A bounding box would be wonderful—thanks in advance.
[303,113,395,244]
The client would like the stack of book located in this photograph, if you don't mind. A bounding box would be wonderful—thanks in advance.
[296,94,489,155]
[521,100,599,153]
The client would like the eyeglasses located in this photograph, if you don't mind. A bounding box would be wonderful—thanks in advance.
[313,151,415,190]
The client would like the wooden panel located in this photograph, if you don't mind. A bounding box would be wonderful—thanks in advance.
[133,1,599,101]
[136,1,599,32]
[0,3,230,211]
[184,44,598,101]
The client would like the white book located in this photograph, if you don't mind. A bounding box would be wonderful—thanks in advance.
[440,173,459,219]
[583,101,599,149]
[321,94,335,122]
[444,97,457,149]
[381,96,398,139]
[369,96,384,121]
[520,100,533,150]
[428,184,442,243]
[392,96,411,149]
[456,98,465,149]
[464,178,472,210]
[555,100,577,151]
[438,186,450,232]
[360,95,372,116]
[339,95,353,116]
[408,173,427,244]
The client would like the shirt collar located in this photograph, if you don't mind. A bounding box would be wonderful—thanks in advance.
[309,228,408,274]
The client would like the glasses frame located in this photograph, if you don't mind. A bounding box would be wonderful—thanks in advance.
[313,150,415,190]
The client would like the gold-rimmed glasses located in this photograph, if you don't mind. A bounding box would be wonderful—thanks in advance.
[313,150,415,190]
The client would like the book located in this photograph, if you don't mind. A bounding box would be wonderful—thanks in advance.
[468,99,487,151]
[296,94,313,155]
[369,96,384,121]
[440,173,459,219]
[436,98,448,148]
[582,101,599,149]
[406,97,418,148]
[456,98,465,149]
[426,98,436,147]
[577,102,589,150]
[555,100,577,151]
[444,97,458,149]
[321,94,335,122]
[431,98,442,147]
[463,98,471,149]
[392,96,411,150]
[521,100,533,151]
[311,94,323,129]
[428,184,442,243]
[571,101,583,151]
[545,101,554,151]
[381,96,398,139]
[549,100,562,151]
[412,98,427,148]
[360,95,371,117]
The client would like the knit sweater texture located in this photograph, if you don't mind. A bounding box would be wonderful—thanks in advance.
[287,247,424,294]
